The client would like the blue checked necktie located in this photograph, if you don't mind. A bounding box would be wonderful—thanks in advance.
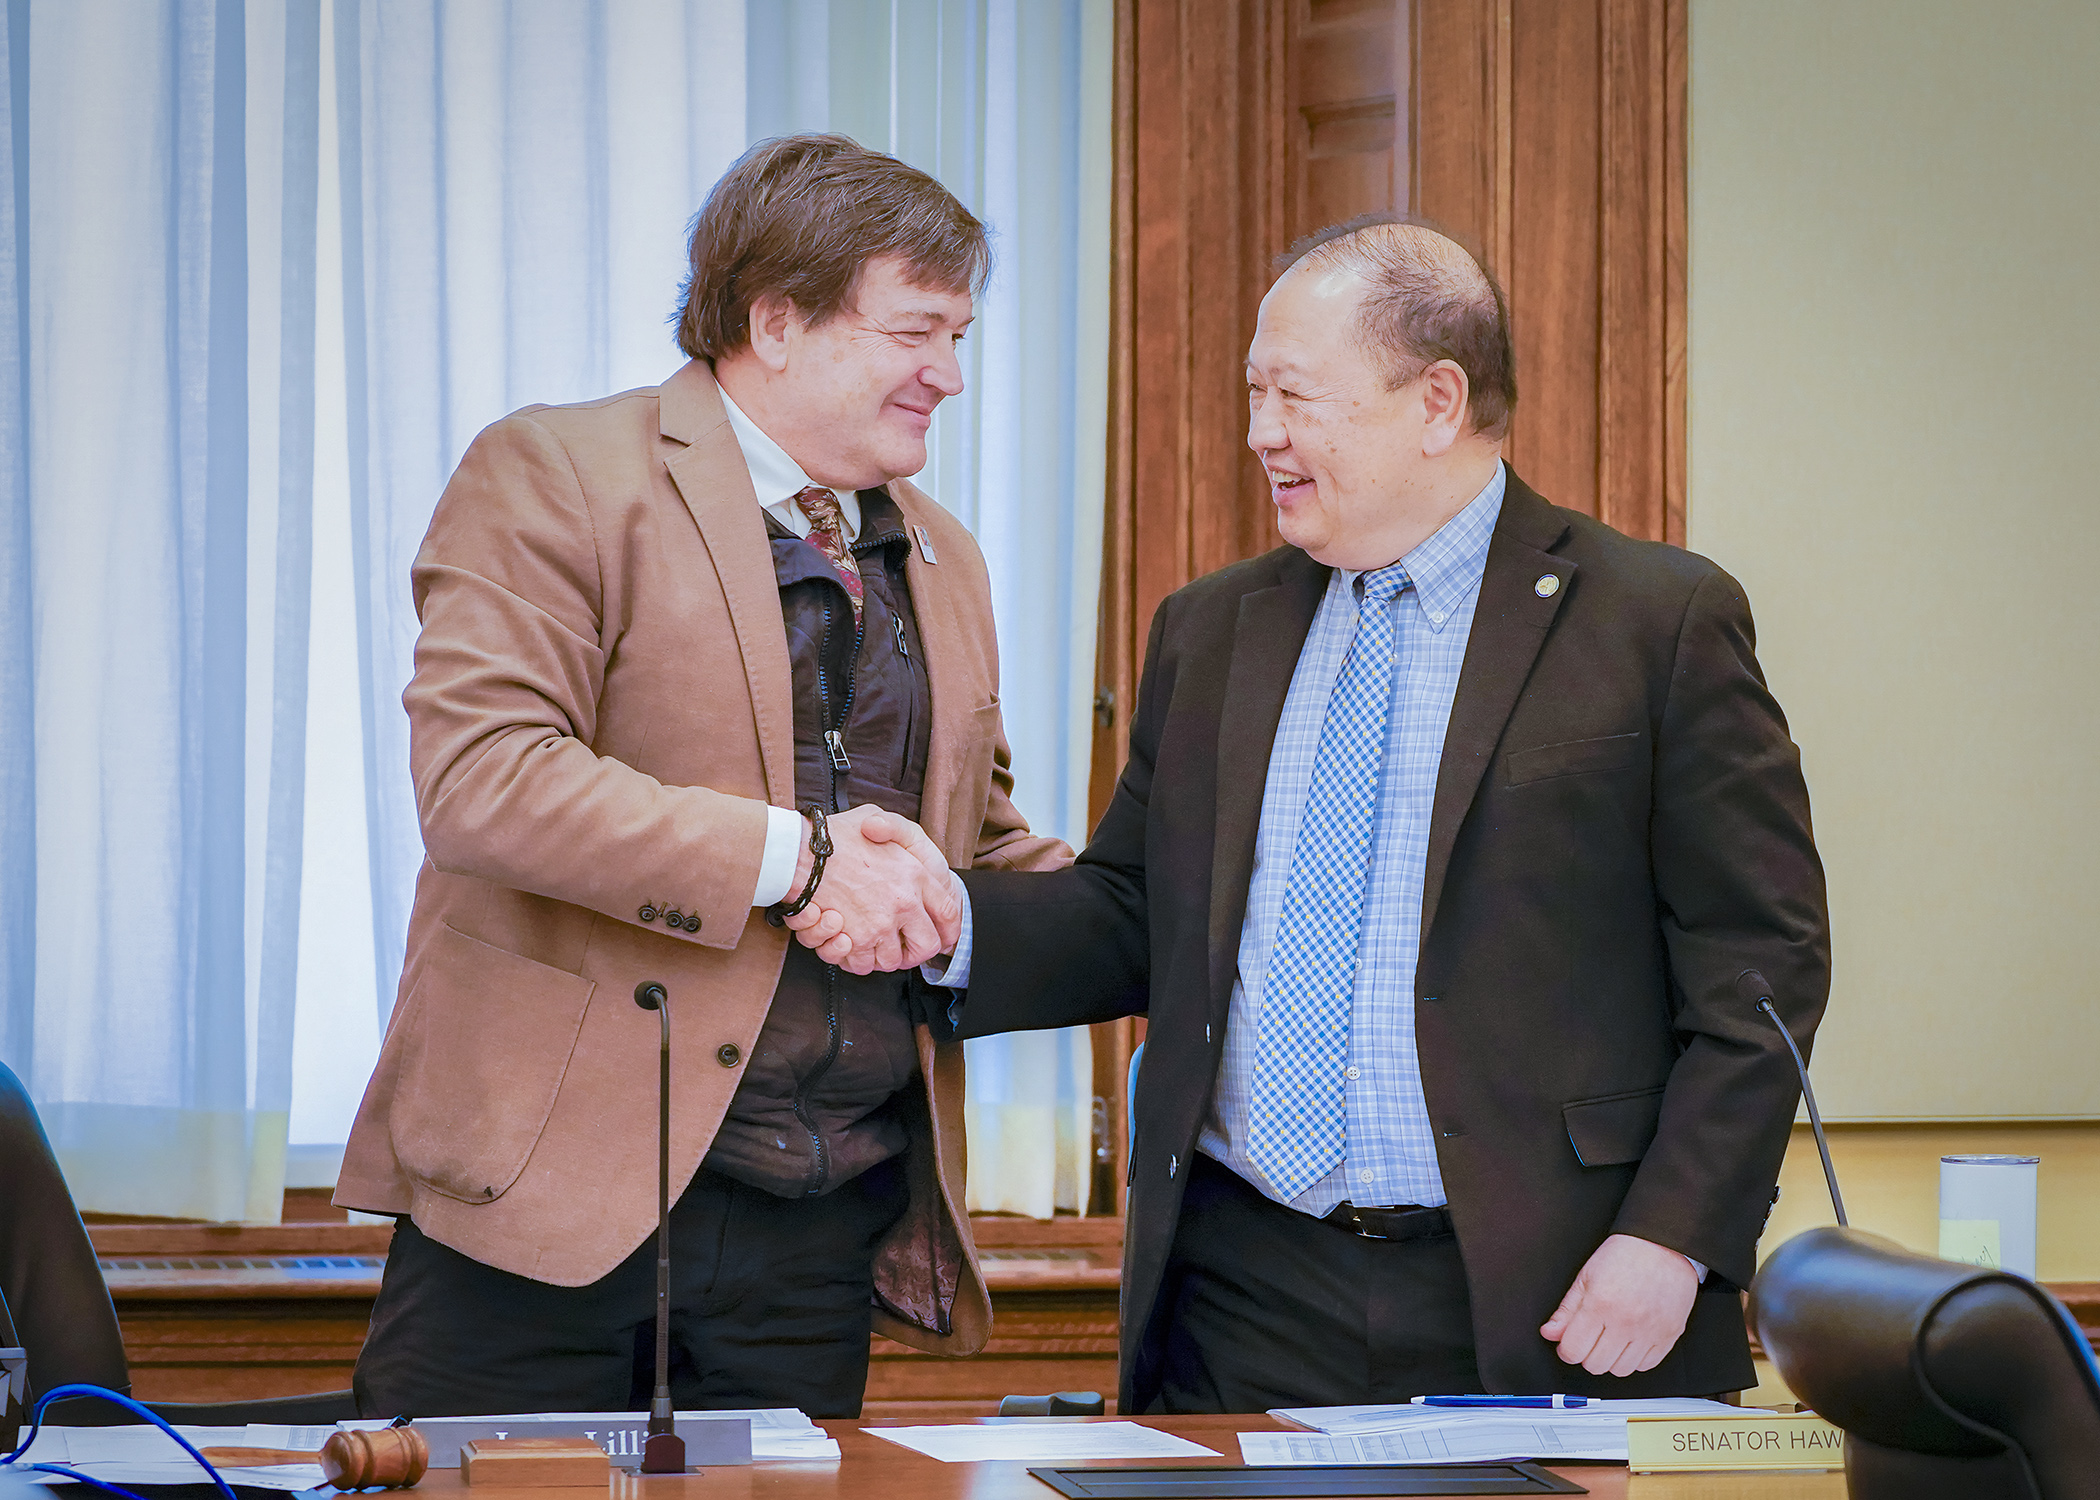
[1247,562,1411,1201]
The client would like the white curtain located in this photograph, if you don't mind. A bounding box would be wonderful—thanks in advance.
[3,0,299,1222]
[749,0,1115,1216]
[2,0,745,1218]
[3,0,1109,1224]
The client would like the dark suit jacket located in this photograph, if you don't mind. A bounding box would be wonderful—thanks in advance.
[956,473,1830,1408]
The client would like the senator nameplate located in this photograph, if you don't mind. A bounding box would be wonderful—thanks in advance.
[1626,1410,1843,1473]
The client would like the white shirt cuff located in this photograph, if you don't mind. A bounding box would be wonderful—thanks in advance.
[751,805,805,907]
[920,872,973,988]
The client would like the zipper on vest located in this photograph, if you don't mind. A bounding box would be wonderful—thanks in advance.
[825,603,867,806]
[791,962,846,1196]
[892,613,909,660]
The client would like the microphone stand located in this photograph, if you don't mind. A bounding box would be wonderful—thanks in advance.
[1742,969,1847,1227]
[632,982,687,1476]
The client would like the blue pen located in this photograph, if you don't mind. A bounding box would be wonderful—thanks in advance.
[1413,1394,1590,1408]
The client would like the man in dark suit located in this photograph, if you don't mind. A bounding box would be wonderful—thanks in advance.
[795,216,1829,1412]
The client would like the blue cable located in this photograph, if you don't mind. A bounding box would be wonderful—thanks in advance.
[3,1384,240,1500]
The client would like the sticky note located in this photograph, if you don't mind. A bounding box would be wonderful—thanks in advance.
[1939,1218,2002,1268]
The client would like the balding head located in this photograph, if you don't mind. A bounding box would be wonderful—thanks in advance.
[1277,215,1516,440]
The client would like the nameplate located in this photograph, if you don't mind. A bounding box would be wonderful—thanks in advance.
[398,1416,752,1468]
[1626,1411,1844,1472]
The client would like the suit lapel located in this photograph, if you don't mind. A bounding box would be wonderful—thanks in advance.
[1206,551,1331,1013]
[1420,474,1573,944]
[659,362,796,809]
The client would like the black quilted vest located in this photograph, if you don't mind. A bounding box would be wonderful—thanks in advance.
[702,491,934,1197]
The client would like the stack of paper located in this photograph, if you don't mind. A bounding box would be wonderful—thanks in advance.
[10,1424,326,1490]
[1247,1398,1750,1466]
[736,1410,841,1461]
[864,1421,1221,1464]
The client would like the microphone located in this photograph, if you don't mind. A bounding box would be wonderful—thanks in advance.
[631,982,686,1476]
[1740,969,1847,1227]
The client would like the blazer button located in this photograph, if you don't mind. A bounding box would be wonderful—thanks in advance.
[664,910,683,928]
[716,1043,742,1068]
[683,915,700,933]
[638,906,658,923]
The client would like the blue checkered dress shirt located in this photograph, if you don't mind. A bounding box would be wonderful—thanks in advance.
[1195,464,1507,1215]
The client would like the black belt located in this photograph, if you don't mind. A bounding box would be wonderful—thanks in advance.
[1323,1201,1454,1242]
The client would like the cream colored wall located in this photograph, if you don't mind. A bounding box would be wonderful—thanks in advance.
[1686,0,2100,1126]
[1761,1123,2100,1281]
[1690,2,2100,1291]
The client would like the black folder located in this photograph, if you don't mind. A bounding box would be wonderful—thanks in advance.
[1026,1461,1588,1496]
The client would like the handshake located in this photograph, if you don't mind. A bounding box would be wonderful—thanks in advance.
[780,805,962,975]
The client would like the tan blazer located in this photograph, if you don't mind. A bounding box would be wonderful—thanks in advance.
[335,361,1070,1357]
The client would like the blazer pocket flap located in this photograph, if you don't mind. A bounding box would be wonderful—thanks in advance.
[390,924,597,1203]
[1564,1085,1667,1167]
[1506,731,1644,787]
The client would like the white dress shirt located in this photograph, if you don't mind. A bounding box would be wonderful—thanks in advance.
[717,388,856,908]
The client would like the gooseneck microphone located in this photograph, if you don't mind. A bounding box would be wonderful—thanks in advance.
[1740,969,1847,1227]
[632,982,686,1476]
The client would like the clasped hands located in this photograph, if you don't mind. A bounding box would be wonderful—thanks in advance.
[782,805,959,974]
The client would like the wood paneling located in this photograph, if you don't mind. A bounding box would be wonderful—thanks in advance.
[117,1298,374,1405]
[1293,0,1406,237]
[1408,0,1686,536]
[1094,1,1690,833]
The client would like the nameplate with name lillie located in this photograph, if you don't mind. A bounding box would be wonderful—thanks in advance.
[390,1416,753,1468]
[1626,1411,1844,1473]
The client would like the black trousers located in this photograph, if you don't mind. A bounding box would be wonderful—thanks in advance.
[353,1158,909,1420]
[1154,1153,1484,1413]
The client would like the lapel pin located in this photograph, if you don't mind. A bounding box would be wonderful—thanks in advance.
[1534,573,1560,598]
[913,525,940,564]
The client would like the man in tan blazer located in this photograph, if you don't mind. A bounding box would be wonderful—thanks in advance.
[335,134,1069,1418]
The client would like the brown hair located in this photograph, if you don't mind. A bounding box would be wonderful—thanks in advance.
[1277,213,1517,440]
[675,134,990,362]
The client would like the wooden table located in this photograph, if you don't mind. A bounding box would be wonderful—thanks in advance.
[400,1417,1849,1500]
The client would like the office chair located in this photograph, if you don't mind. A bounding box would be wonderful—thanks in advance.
[0,1061,359,1429]
[1751,1225,2100,1500]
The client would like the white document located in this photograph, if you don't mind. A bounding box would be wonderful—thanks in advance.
[9,1423,327,1490]
[1254,1398,1754,1465]
[1240,1422,1627,1465]
[862,1421,1221,1464]
[701,1409,839,1456]
[17,1465,323,1492]
[1271,1397,1743,1436]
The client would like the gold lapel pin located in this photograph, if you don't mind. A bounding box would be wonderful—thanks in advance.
[1535,573,1560,598]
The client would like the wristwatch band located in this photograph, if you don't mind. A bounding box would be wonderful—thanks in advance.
[766,805,831,926]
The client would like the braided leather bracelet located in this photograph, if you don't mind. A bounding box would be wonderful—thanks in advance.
[766,805,832,927]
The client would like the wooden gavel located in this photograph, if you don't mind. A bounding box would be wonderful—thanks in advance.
[201,1426,429,1490]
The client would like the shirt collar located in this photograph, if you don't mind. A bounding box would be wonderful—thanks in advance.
[717,384,861,542]
[1337,462,1507,632]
